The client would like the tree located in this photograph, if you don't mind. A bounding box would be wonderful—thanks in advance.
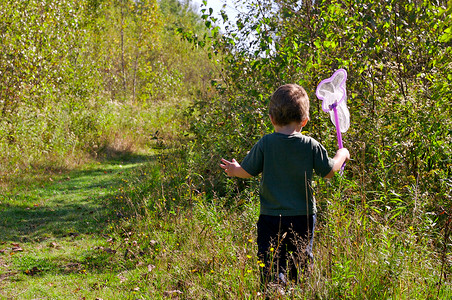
[186,0,452,207]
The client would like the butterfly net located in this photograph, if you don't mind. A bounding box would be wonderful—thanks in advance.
[315,69,350,133]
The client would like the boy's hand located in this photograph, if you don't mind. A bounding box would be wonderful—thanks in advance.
[325,148,350,179]
[337,148,350,161]
[220,158,240,177]
[220,158,252,178]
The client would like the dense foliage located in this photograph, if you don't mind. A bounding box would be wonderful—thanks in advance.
[0,0,212,174]
[179,1,452,295]
[186,0,452,212]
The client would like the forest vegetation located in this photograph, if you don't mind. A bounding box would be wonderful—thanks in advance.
[1,0,451,298]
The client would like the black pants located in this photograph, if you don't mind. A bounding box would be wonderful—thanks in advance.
[257,214,316,285]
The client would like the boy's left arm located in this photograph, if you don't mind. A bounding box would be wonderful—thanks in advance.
[220,158,253,178]
[324,148,350,179]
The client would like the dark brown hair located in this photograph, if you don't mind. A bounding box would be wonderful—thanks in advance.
[269,84,310,126]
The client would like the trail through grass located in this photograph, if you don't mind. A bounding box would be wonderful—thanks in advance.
[1,150,451,299]
[0,154,154,299]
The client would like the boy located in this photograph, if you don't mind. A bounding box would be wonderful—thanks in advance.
[220,84,350,287]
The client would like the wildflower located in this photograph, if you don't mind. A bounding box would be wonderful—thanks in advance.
[246,255,252,259]
[270,247,274,252]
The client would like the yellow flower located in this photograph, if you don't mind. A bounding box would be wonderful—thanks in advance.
[259,263,265,268]
[270,247,274,252]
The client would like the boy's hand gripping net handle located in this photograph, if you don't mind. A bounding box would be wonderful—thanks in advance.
[329,102,346,174]
[316,68,349,174]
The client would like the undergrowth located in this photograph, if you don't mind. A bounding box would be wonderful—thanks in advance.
[1,137,451,299]
[84,148,452,299]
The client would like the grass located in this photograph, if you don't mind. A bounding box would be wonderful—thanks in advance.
[0,153,156,299]
[0,145,265,299]
[1,147,451,299]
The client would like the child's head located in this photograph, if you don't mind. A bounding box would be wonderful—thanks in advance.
[269,84,309,126]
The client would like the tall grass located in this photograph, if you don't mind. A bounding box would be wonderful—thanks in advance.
[2,101,450,298]
[0,95,190,192]
[96,143,451,299]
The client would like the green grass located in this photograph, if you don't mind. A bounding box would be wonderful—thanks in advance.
[0,153,156,299]
[1,149,451,299]
[0,148,265,299]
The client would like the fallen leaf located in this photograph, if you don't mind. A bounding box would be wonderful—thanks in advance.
[48,242,59,248]
[65,263,81,272]
[164,290,183,298]
[117,274,127,283]
[104,248,116,254]
[25,266,41,276]
[147,264,155,272]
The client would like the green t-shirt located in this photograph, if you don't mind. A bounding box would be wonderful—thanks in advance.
[241,132,334,216]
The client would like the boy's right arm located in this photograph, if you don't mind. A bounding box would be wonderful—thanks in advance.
[324,148,350,179]
[220,158,253,178]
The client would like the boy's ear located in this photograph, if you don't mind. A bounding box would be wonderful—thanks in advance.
[269,114,276,126]
[301,118,309,127]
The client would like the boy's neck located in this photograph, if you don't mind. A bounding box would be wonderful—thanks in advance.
[274,122,303,135]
